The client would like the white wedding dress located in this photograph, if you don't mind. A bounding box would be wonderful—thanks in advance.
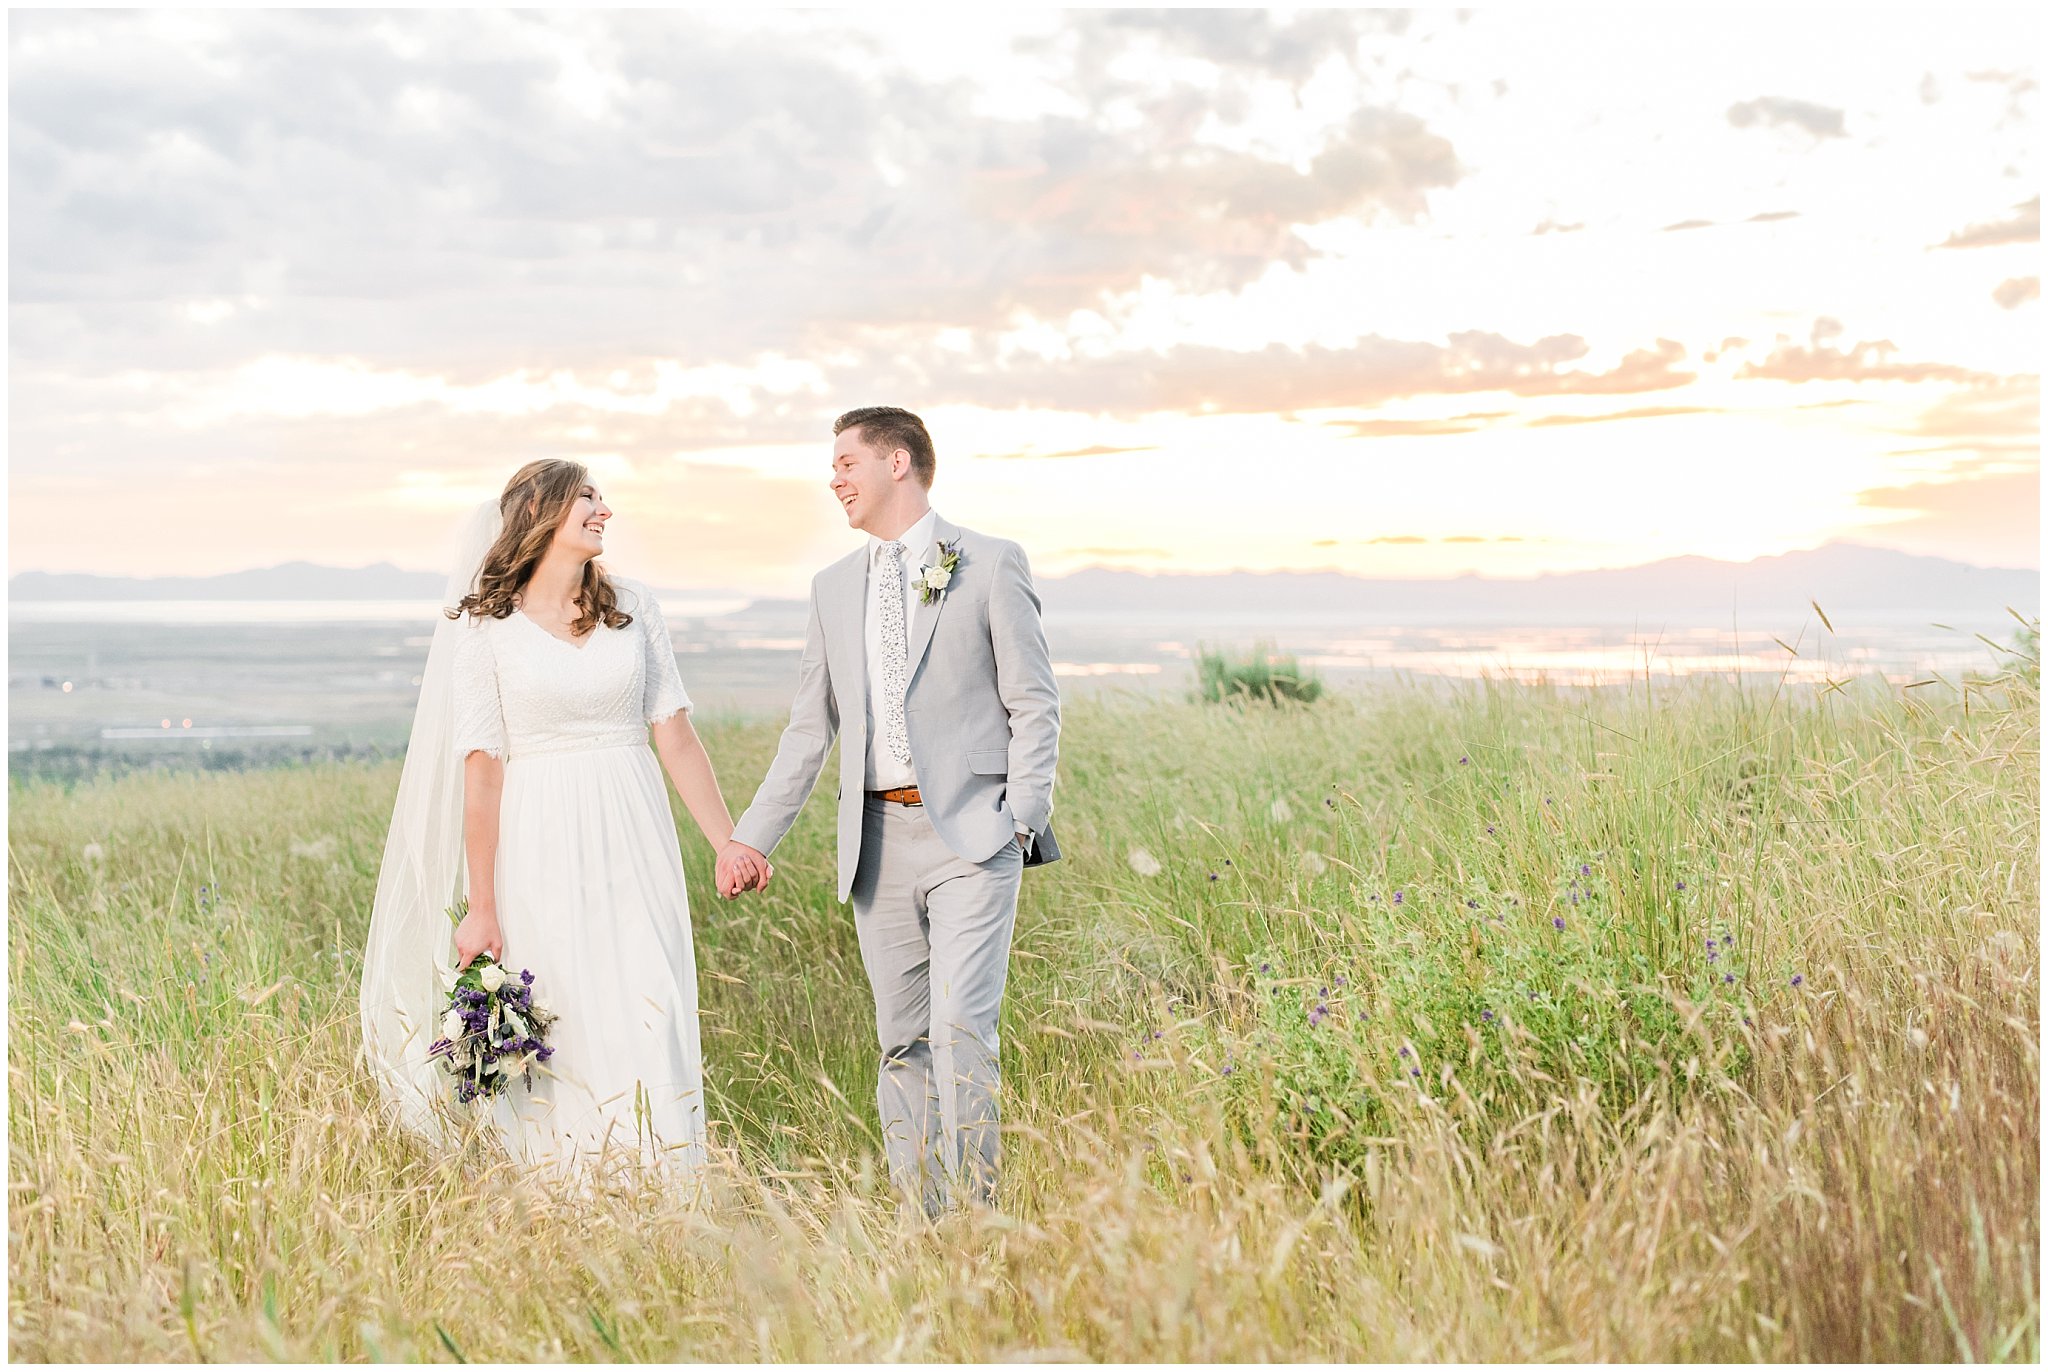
[446,579,707,1181]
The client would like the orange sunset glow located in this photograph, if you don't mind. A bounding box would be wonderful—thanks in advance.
[8,9,2038,595]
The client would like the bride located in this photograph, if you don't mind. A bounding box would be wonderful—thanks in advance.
[359,459,769,1182]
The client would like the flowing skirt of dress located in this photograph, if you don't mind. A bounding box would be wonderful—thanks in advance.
[484,738,706,1184]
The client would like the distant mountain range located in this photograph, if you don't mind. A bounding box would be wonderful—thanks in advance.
[9,561,448,601]
[1037,544,2040,622]
[9,544,2038,622]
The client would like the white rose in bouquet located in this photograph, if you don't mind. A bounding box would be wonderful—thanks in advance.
[479,963,507,992]
[441,1009,465,1040]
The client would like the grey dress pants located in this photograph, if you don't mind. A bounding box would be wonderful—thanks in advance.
[850,794,1024,1216]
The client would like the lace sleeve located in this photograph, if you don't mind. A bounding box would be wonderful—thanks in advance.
[636,585,693,725]
[450,617,508,759]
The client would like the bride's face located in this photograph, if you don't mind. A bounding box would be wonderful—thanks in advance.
[551,483,611,559]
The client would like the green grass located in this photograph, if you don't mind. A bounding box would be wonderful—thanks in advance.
[8,666,2039,1361]
[1194,642,1325,704]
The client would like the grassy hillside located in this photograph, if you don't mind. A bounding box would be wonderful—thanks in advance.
[8,670,2038,1360]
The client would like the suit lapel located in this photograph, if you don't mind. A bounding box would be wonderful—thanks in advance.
[904,515,959,681]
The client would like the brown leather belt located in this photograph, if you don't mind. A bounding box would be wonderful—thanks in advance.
[871,786,923,806]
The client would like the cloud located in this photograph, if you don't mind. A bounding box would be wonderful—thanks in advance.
[901,331,1695,417]
[981,443,1157,460]
[1936,196,2040,249]
[1746,210,1800,223]
[1526,405,1714,428]
[1904,376,2039,442]
[1368,535,1428,545]
[1075,9,1405,85]
[1662,218,1715,232]
[1993,277,2040,309]
[1738,318,1997,384]
[1852,467,2040,569]
[1532,219,1583,235]
[8,9,1464,380]
[1726,95,1847,139]
[1333,412,1510,437]
[1052,545,1171,559]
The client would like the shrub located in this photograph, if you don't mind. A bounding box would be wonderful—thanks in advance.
[1195,643,1324,704]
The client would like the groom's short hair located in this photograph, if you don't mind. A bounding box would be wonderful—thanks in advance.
[835,406,935,488]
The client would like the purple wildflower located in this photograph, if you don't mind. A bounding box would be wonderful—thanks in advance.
[1410,1068,1421,1078]
[1393,890,1405,905]
[1676,880,1687,891]
[1723,973,1735,984]
[1481,1009,1494,1022]
[1459,755,1469,765]
[1398,1045,1411,1058]
[1258,961,1271,974]
[1553,916,1566,930]
[1486,825,1496,835]
[1208,872,1220,882]
[1580,864,1590,876]
[1790,974,1803,987]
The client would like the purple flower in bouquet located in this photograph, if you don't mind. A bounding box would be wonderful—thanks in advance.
[435,902,558,1103]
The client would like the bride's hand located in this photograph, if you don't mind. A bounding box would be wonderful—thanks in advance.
[455,905,504,969]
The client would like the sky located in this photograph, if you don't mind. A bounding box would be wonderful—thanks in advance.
[8,8,2040,596]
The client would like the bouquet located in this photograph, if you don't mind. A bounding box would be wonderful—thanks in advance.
[430,902,558,1103]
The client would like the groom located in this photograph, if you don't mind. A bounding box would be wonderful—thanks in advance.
[716,406,1061,1216]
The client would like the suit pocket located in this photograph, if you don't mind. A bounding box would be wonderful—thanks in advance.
[967,749,1008,775]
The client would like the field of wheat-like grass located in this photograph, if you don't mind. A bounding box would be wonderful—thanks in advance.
[8,668,2038,1361]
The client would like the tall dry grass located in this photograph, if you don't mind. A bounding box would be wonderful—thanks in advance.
[8,662,2038,1360]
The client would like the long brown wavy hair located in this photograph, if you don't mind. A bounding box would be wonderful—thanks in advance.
[448,459,632,636]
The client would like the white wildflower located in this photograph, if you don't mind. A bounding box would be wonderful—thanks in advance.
[289,836,338,860]
[81,842,105,866]
[479,963,507,993]
[1271,797,1294,822]
[1301,850,1329,877]
[1128,847,1162,877]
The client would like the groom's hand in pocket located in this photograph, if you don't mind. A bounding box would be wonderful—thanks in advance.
[716,840,773,898]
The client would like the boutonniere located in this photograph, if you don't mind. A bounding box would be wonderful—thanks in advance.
[912,539,961,605]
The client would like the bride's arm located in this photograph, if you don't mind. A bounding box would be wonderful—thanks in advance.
[650,712,753,858]
[455,751,506,967]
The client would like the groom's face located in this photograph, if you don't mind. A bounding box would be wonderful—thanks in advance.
[828,430,907,533]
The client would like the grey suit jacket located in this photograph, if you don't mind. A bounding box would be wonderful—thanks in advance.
[731,515,1062,901]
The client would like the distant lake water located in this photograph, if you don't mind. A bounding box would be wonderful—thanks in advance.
[8,598,2031,767]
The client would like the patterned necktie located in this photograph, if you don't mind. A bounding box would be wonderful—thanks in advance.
[878,541,912,766]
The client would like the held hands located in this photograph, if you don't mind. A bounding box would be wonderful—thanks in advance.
[716,840,774,899]
[454,903,504,970]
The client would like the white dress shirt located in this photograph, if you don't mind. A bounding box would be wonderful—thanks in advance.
[863,508,939,791]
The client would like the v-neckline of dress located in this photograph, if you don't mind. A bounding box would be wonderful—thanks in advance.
[516,608,599,652]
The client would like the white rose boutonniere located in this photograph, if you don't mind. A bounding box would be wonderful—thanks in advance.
[913,539,962,606]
